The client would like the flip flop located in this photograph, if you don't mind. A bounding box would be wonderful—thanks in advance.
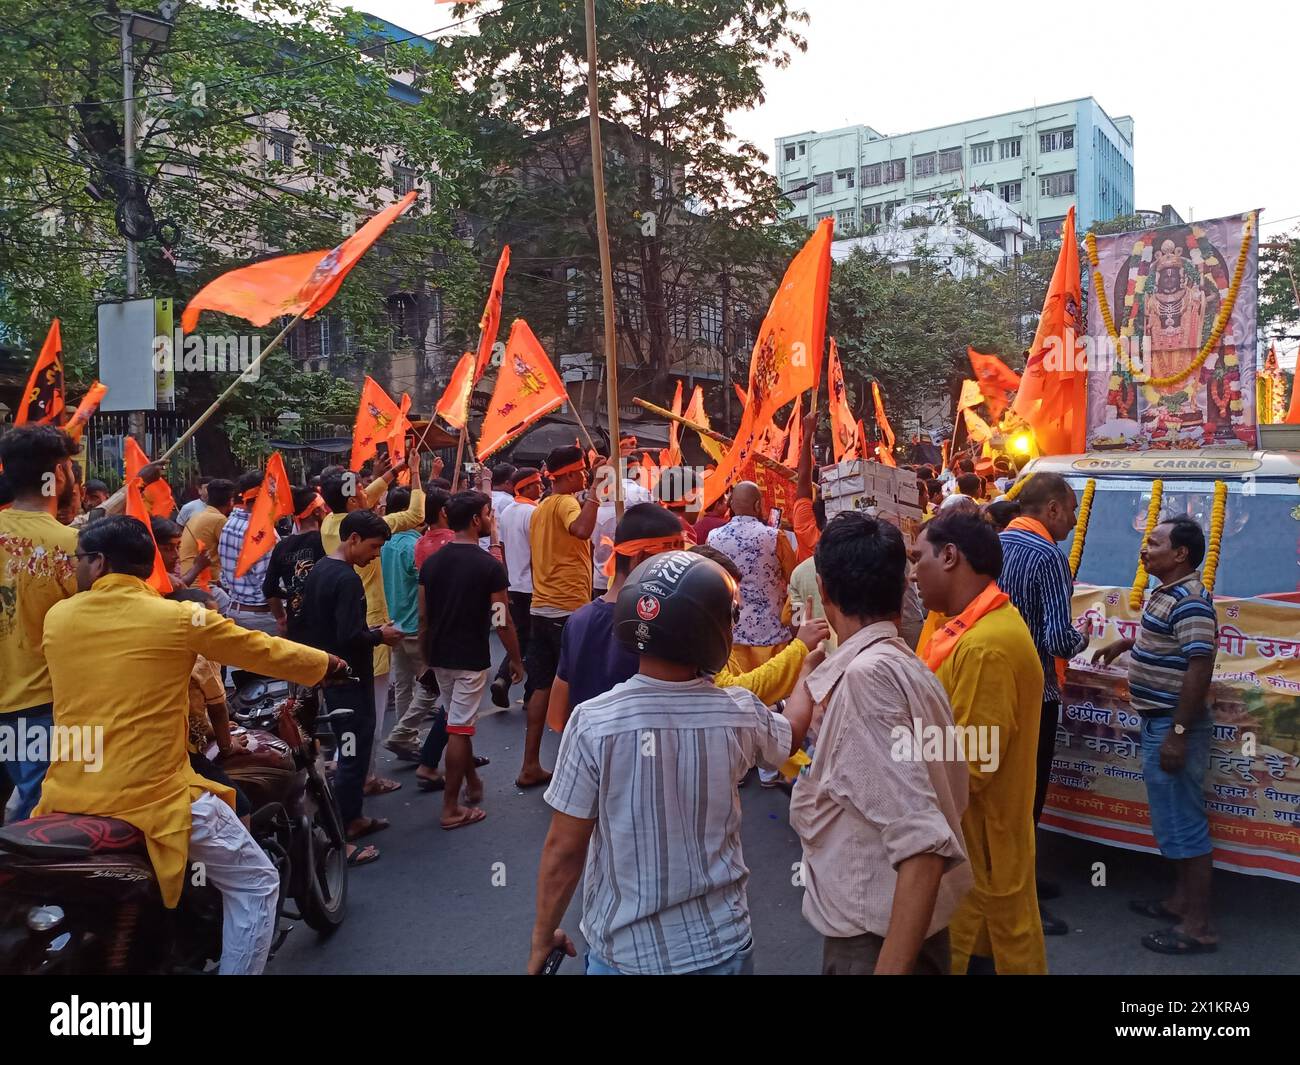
[473,756,490,768]
[345,817,390,841]
[416,775,446,793]
[1141,927,1218,955]
[1129,899,1182,922]
[514,771,553,790]
[347,843,380,867]
[440,807,487,831]
[363,777,402,796]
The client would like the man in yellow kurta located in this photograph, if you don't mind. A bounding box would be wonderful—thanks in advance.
[319,459,424,790]
[912,509,1047,975]
[37,515,339,975]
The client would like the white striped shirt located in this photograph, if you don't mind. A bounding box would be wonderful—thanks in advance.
[545,674,793,974]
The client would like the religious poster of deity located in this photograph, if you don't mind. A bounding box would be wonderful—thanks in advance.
[1085,211,1259,452]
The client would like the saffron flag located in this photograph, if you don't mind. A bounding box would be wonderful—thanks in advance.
[1012,206,1084,455]
[1286,367,1300,425]
[125,438,176,516]
[849,419,866,462]
[388,393,412,485]
[663,380,683,468]
[124,436,151,482]
[967,347,1020,423]
[476,319,569,460]
[436,352,475,430]
[958,380,994,443]
[871,381,897,467]
[734,382,749,409]
[125,479,172,593]
[235,452,292,578]
[351,376,402,473]
[682,385,724,463]
[65,382,108,444]
[827,338,856,463]
[181,191,418,332]
[14,319,65,426]
[704,220,834,507]
[782,399,802,468]
[474,246,511,382]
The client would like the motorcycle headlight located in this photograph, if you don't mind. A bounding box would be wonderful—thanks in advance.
[26,905,64,933]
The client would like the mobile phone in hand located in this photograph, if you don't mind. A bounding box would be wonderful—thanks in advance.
[541,947,566,975]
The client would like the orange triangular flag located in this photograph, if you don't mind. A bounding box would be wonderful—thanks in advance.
[474,246,510,382]
[125,479,172,592]
[827,338,857,463]
[703,221,833,507]
[351,376,402,472]
[639,453,659,495]
[734,382,749,409]
[1286,367,1300,425]
[182,191,418,332]
[436,352,475,430]
[65,382,107,444]
[125,438,176,515]
[124,436,150,482]
[1012,206,1083,455]
[388,394,412,485]
[683,384,706,427]
[663,380,683,467]
[871,380,896,467]
[476,320,569,460]
[847,419,866,462]
[967,347,1020,423]
[235,452,292,578]
[782,399,802,467]
[14,320,65,426]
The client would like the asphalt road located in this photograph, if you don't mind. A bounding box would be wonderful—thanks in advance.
[269,666,1300,977]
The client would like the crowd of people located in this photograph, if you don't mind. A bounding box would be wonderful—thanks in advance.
[0,418,1221,974]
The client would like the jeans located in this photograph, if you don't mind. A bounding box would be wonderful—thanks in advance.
[388,636,436,748]
[585,939,754,975]
[1141,714,1213,859]
[325,680,374,826]
[0,704,53,823]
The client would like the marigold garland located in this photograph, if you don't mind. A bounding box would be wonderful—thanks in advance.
[1201,480,1228,595]
[1004,471,1033,501]
[1086,213,1255,390]
[1129,479,1164,610]
[1068,479,1096,578]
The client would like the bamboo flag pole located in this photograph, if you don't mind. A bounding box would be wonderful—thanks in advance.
[570,403,598,454]
[584,0,623,518]
[633,397,797,483]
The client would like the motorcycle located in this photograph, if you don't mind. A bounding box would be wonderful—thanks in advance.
[0,677,350,974]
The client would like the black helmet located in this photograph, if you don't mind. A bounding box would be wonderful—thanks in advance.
[615,551,735,673]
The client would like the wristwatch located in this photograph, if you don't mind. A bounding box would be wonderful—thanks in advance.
[1172,723,1186,735]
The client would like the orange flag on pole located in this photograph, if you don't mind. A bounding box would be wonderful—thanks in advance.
[827,338,856,463]
[782,399,802,467]
[957,380,994,443]
[350,376,402,472]
[65,382,108,444]
[235,452,292,578]
[967,347,1020,423]
[733,382,749,409]
[663,380,684,467]
[14,319,65,426]
[125,479,172,592]
[388,393,412,484]
[476,319,569,460]
[124,436,151,482]
[1286,366,1300,425]
[124,437,176,516]
[704,220,833,506]
[474,246,511,382]
[847,419,866,462]
[871,381,897,467]
[1011,206,1084,455]
[181,191,418,332]
[436,352,475,430]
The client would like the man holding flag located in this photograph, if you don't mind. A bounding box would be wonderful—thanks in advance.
[218,471,280,636]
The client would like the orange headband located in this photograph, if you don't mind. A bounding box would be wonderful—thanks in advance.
[241,488,260,504]
[513,472,541,492]
[295,494,327,521]
[600,534,685,578]
[547,458,587,479]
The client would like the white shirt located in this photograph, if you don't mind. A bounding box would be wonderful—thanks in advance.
[498,498,536,594]
[591,479,653,590]
[177,497,206,527]
[481,489,518,551]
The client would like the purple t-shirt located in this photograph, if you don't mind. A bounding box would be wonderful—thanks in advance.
[555,598,638,710]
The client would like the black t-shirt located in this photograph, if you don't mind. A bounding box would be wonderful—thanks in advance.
[419,541,508,671]
[262,530,325,640]
[299,556,379,685]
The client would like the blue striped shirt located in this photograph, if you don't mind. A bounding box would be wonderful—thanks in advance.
[1128,573,1218,716]
[997,528,1087,701]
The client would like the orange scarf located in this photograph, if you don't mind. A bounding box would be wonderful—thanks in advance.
[921,580,1009,672]
[599,534,684,578]
[1005,515,1068,691]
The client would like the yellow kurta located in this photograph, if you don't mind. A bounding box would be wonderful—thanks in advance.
[934,601,1046,975]
[718,638,808,705]
[320,480,424,677]
[36,574,329,907]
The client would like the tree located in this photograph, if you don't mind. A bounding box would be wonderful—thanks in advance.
[1260,226,1300,345]
[1,0,478,471]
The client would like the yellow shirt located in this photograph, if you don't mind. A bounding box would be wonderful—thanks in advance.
[320,481,424,676]
[0,508,78,712]
[718,638,808,705]
[36,574,329,907]
[529,493,590,613]
[179,505,228,586]
[933,600,1046,975]
[187,655,225,755]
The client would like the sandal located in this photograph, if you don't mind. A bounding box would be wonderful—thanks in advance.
[416,775,446,793]
[363,777,402,796]
[1141,927,1217,955]
[440,807,487,831]
[347,843,380,867]
[345,816,390,841]
[1129,899,1182,922]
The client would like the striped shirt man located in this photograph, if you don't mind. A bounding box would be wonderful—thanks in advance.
[545,674,792,975]
[217,505,273,606]
[997,528,1087,701]
[1128,573,1218,715]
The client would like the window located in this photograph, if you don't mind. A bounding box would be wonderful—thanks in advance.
[884,199,904,220]
[692,299,722,346]
[318,318,331,358]
[836,208,856,230]
[784,144,796,162]
[614,268,643,330]
[393,165,416,196]
[885,159,905,183]
[913,153,936,178]
[938,147,962,173]
[798,142,806,157]
[998,181,1022,204]
[814,211,833,223]
[863,203,883,225]
[861,163,882,187]
[836,168,855,189]
[971,142,993,165]
[815,172,833,195]
[311,143,336,176]
[1040,171,1075,198]
[787,181,808,201]
[268,132,294,166]
[999,137,1021,160]
[1039,128,1074,153]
